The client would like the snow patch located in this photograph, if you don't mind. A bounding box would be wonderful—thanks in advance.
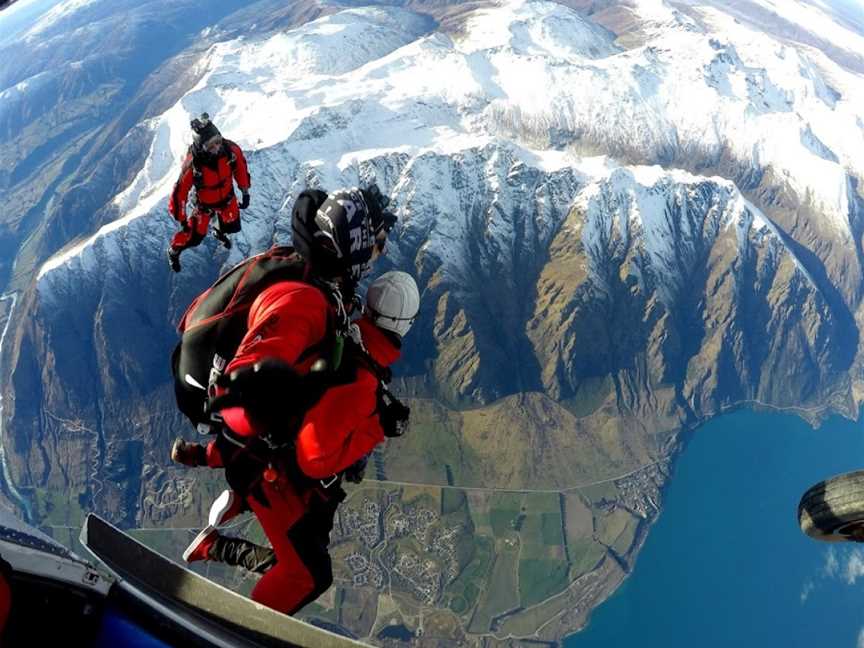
[458,0,619,61]
[748,0,864,58]
[628,0,679,24]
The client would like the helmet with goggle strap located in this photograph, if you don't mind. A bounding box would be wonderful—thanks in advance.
[366,271,419,338]
[190,112,222,155]
[312,185,397,283]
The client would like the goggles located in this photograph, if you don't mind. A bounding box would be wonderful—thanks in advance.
[203,135,223,154]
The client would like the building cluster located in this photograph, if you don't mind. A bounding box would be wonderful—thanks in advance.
[335,491,466,605]
[611,462,669,519]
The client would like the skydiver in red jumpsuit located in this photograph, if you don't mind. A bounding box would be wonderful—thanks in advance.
[167,113,251,272]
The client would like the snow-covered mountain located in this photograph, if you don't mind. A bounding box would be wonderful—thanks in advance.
[3,0,864,643]
[35,0,864,285]
[32,0,864,397]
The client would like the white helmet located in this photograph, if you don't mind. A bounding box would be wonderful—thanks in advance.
[366,271,420,338]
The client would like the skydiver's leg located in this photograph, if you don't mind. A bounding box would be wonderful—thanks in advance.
[168,211,210,271]
[170,211,210,253]
[170,426,251,469]
[184,488,263,568]
[216,199,241,235]
[213,201,239,249]
[169,436,226,468]
[245,478,325,615]
[285,486,344,611]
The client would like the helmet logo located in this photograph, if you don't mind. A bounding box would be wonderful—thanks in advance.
[349,227,364,253]
[314,189,378,281]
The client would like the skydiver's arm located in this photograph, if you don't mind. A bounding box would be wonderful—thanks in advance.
[228,141,251,191]
[220,283,331,438]
[231,283,330,368]
[169,155,195,221]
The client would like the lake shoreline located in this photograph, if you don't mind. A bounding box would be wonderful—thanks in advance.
[560,394,863,645]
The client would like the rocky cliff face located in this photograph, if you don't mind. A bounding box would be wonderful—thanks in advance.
[531,170,854,420]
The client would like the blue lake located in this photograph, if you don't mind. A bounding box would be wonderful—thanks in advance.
[567,408,864,647]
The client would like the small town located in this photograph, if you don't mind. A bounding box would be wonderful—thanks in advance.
[333,492,462,605]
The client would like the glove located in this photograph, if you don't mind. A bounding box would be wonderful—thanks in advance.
[208,359,330,434]
[343,455,368,484]
[239,190,250,210]
[208,359,304,430]
[379,390,410,438]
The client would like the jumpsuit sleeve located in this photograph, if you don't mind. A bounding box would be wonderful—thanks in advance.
[169,155,195,222]
[229,142,251,191]
[232,283,329,369]
[221,283,331,438]
[294,371,386,479]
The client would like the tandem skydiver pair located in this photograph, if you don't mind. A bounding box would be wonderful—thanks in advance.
[167,170,420,615]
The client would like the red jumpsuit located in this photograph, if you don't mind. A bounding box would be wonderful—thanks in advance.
[168,141,250,252]
[209,281,400,615]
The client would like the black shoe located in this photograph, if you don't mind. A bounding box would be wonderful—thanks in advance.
[213,230,232,250]
[167,249,181,272]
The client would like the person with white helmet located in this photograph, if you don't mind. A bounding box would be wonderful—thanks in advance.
[366,270,421,338]
[179,270,420,615]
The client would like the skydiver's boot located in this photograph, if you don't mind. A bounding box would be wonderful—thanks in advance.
[167,247,182,272]
[208,489,247,527]
[210,535,276,574]
[170,437,206,467]
[183,526,219,563]
[213,229,232,250]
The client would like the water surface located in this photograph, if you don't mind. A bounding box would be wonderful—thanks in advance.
[569,408,864,647]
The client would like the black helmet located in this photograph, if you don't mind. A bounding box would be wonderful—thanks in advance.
[291,188,328,268]
[312,188,380,283]
[190,112,222,155]
[292,185,396,284]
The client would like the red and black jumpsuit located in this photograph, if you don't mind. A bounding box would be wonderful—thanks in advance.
[205,281,399,615]
[168,141,250,253]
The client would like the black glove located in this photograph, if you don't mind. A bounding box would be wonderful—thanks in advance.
[342,455,368,484]
[208,358,331,430]
[239,190,250,210]
[379,390,410,438]
[208,359,312,433]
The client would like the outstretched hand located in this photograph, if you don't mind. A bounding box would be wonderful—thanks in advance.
[379,389,410,438]
[209,359,302,416]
